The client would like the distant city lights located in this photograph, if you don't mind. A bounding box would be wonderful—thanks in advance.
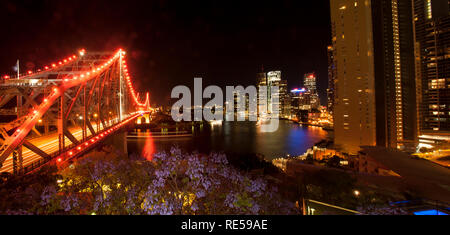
[291,88,306,93]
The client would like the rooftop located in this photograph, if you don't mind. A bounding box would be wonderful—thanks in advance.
[360,146,450,204]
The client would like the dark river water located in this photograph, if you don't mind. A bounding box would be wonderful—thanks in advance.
[127,120,329,160]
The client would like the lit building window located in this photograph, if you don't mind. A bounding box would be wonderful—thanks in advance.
[426,0,432,19]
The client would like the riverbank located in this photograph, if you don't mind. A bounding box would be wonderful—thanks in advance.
[282,118,333,131]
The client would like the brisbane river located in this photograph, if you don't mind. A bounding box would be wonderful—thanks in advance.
[127,120,329,160]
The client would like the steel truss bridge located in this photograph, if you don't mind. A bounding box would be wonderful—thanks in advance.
[0,49,150,175]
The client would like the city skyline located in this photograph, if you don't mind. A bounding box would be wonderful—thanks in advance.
[0,0,332,106]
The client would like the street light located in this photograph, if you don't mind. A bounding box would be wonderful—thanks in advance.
[354,190,360,197]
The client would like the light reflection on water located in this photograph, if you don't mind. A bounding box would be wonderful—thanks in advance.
[142,130,155,161]
[127,120,328,160]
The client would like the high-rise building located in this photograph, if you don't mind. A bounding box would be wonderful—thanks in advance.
[327,45,336,115]
[303,72,320,110]
[290,88,307,119]
[330,0,416,154]
[257,71,290,118]
[304,72,317,93]
[290,88,311,123]
[257,72,268,115]
[412,0,450,146]
[267,71,282,116]
[280,81,291,119]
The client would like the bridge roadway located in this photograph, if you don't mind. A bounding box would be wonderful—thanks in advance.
[0,116,129,173]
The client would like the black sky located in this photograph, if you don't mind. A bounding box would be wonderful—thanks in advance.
[0,0,331,106]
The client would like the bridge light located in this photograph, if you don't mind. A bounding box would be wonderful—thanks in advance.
[79,49,85,56]
[77,147,81,150]
[52,64,56,68]
[69,151,73,156]
[57,157,62,162]
[85,143,89,146]
[44,66,49,70]
[44,98,48,103]
[58,61,62,65]
[63,59,67,63]
[27,71,32,74]
[53,88,58,92]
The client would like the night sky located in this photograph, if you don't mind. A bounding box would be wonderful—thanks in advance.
[0,0,331,106]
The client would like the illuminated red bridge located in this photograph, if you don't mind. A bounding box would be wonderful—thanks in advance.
[0,49,151,175]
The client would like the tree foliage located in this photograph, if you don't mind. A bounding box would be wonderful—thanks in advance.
[0,166,59,214]
[2,148,296,215]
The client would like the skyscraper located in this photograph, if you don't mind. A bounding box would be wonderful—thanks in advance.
[303,72,320,110]
[267,71,282,115]
[290,88,309,121]
[257,71,290,118]
[304,72,317,93]
[257,72,268,115]
[330,0,416,154]
[412,0,450,146]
